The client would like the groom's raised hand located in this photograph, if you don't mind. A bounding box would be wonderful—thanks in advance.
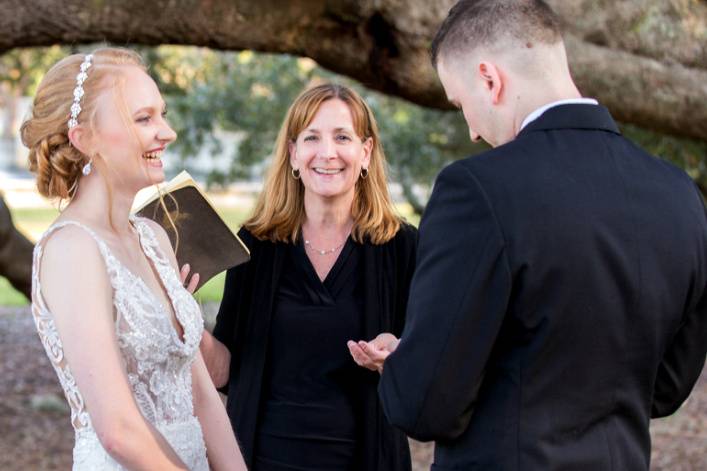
[348,333,400,374]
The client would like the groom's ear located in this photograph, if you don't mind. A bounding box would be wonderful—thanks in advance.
[478,61,504,105]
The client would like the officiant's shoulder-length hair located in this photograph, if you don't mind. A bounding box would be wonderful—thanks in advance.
[244,83,402,245]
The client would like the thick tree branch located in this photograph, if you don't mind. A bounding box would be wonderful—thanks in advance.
[1,0,706,141]
[0,195,33,299]
[548,0,707,69]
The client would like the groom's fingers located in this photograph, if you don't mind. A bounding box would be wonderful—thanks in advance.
[359,341,389,362]
[371,333,399,353]
[356,341,390,373]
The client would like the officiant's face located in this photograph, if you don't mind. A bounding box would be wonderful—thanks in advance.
[289,98,372,201]
[92,66,177,192]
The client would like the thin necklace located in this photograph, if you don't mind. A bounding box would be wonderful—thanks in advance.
[304,238,346,256]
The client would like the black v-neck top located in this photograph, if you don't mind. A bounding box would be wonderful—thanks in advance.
[213,224,417,470]
[255,237,366,464]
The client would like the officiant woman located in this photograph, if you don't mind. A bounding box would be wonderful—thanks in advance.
[199,83,416,470]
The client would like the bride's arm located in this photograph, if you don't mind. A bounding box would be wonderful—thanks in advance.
[191,351,247,470]
[40,226,188,470]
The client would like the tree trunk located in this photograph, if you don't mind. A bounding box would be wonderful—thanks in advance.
[0,0,706,141]
[0,194,33,299]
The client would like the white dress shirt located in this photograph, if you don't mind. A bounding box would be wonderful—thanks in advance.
[520,98,599,131]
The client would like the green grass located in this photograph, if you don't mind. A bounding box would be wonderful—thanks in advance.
[193,271,226,303]
[0,277,30,306]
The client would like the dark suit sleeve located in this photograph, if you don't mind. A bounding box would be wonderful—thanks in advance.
[378,162,511,441]
[652,187,707,418]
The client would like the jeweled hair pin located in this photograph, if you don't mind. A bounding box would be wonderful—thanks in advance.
[67,54,93,129]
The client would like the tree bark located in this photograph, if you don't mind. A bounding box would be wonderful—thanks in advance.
[0,0,706,141]
[0,194,33,299]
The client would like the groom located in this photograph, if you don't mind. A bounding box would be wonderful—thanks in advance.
[367,0,707,469]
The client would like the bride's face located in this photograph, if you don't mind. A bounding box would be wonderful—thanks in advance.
[91,66,177,193]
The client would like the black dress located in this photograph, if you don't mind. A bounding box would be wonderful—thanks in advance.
[253,238,366,470]
[213,225,417,470]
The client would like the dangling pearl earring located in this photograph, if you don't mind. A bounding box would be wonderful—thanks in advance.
[82,158,93,176]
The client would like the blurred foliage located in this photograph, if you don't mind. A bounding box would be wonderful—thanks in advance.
[0,46,68,94]
[2,45,705,211]
[621,123,707,198]
[140,46,482,212]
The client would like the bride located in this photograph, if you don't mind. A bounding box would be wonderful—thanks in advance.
[20,48,246,470]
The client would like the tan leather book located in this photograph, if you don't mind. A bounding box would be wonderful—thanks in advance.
[132,171,250,291]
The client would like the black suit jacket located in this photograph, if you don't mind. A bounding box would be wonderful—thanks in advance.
[213,225,417,470]
[379,104,707,470]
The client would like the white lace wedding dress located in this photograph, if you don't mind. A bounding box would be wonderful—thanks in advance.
[30,217,209,470]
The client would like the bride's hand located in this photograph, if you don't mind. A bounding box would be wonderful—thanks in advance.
[180,263,200,294]
[347,333,400,374]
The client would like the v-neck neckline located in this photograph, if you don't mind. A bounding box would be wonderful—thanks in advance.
[73,218,186,345]
[125,219,186,344]
[297,235,354,295]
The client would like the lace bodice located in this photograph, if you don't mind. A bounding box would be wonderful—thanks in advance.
[30,217,208,470]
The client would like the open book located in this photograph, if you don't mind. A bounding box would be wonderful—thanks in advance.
[132,171,250,291]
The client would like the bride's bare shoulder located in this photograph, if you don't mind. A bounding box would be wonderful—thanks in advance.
[38,223,110,299]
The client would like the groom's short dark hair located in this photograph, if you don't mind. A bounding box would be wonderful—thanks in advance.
[431,0,563,68]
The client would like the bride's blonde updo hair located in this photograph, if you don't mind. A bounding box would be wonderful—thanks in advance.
[20,47,146,200]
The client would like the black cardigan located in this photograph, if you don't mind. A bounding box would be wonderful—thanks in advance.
[213,224,417,470]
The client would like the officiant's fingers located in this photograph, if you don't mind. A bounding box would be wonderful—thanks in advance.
[180,263,191,283]
[347,341,378,372]
[350,341,388,373]
[347,341,366,364]
[179,264,200,294]
[186,272,200,294]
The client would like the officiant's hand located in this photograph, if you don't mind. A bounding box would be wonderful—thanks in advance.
[347,333,399,374]
[180,263,200,294]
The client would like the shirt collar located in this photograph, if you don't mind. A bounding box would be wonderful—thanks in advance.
[520,98,599,131]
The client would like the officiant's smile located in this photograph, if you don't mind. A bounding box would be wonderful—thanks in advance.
[289,97,372,200]
[201,83,414,470]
